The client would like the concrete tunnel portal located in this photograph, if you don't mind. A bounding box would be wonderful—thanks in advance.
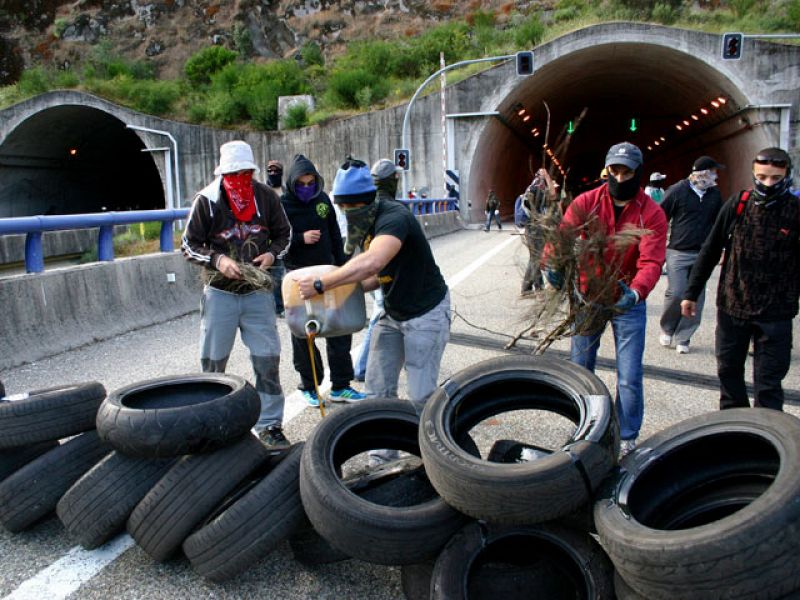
[0,105,164,218]
[469,41,765,221]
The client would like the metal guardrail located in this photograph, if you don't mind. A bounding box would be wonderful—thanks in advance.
[0,200,456,274]
[0,209,189,273]
[400,198,459,215]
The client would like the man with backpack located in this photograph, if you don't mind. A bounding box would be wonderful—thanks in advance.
[682,147,799,411]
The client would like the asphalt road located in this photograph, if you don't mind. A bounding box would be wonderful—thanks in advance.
[1,225,799,599]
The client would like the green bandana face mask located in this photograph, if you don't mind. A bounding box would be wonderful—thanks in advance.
[343,200,379,255]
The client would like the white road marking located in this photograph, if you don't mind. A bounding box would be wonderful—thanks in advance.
[3,229,518,598]
[2,535,135,600]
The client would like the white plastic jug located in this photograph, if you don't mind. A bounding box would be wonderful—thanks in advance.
[282,265,367,338]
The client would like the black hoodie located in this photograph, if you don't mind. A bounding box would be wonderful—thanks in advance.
[281,154,346,269]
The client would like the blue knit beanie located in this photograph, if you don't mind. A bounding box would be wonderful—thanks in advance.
[332,158,377,204]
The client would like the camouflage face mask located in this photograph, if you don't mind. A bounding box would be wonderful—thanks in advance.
[343,199,380,255]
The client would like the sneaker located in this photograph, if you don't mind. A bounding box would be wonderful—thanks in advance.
[659,333,672,347]
[276,311,285,319]
[302,389,320,407]
[330,387,367,403]
[620,438,637,458]
[676,344,690,354]
[259,426,290,450]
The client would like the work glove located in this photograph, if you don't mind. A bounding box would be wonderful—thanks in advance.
[544,268,564,290]
[613,281,639,313]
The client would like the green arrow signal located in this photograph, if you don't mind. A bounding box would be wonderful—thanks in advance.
[629,118,638,132]
[567,120,575,134]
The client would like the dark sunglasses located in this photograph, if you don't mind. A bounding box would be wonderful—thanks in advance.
[754,157,788,168]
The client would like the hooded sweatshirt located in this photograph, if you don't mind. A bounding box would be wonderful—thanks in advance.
[281,154,346,269]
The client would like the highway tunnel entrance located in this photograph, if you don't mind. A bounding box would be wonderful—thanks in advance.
[468,41,770,221]
[0,105,164,218]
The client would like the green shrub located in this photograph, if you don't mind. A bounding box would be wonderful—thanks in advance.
[301,41,324,67]
[53,17,69,39]
[652,2,681,24]
[729,0,756,18]
[85,41,154,80]
[233,23,254,57]
[17,67,52,96]
[514,12,545,46]
[326,68,388,108]
[184,46,238,85]
[282,102,309,129]
[789,0,800,29]
[126,79,182,115]
[471,9,496,29]
[54,70,79,88]
[336,40,400,79]
[141,221,162,240]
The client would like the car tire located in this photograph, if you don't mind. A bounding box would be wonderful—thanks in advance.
[429,521,615,599]
[0,382,106,449]
[57,451,175,549]
[183,443,306,582]
[419,355,617,524]
[0,431,111,532]
[0,441,59,484]
[96,373,260,458]
[300,398,467,565]
[127,434,270,561]
[594,408,800,600]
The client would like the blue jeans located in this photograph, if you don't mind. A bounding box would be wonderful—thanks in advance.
[570,301,646,441]
[484,210,502,230]
[355,288,384,380]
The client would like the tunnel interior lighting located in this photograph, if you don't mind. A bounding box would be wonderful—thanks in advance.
[691,114,699,121]
[711,100,720,108]
[659,136,665,141]
[517,108,527,116]
[647,145,653,151]
[700,107,709,115]
[718,96,727,104]
[683,120,691,126]
[676,124,683,131]
[523,115,531,122]
[68,148,78,156]
[654,140,661,146]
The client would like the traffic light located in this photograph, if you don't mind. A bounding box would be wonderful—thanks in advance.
[722,32,743,60]
[515,51,534,76]
[394,148,410,171]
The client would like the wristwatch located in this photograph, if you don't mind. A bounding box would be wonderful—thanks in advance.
[313,279,324,295]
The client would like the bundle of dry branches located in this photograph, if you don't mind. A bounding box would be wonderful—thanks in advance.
[510,205,651,353]
[203,239,274,293]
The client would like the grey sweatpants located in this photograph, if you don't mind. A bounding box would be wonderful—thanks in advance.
[199,286,285,430]
[365,290,451,414]
[660,248,706,346]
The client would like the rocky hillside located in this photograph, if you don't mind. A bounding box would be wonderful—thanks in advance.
[0,0,545,85]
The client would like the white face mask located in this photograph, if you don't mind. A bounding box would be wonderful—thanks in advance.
[690,169,717,191]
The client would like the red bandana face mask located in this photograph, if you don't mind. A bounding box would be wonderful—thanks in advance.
[222,171,256,222]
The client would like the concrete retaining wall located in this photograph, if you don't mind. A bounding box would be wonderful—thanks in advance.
[0,252,202,371]
[0,213,462,370]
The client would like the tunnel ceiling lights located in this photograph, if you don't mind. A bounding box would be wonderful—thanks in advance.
[649,95,730,154]
[68,148,77,156]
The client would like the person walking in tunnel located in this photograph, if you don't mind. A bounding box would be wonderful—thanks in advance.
[182,140,291,449]
[546,142,667,457]
[484,188,502,231]
[682,147,800,411]
[658,155,724,355]
[517,168,558,295]
[281,154,365,407]
[266,159,287,317]
[294,157,451,464]
[644,172,667,204]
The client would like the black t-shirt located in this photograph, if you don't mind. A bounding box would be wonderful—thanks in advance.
[366,200,447,321]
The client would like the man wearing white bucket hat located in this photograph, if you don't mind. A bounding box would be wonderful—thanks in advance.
[182,140,292,449]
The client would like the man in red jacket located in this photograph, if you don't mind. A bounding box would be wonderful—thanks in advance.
[547,142,667,456]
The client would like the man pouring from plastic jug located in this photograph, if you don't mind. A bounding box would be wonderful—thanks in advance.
[295,158,451,429]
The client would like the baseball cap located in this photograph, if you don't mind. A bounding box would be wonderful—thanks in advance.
[649,172,666,182]
[605,142,643,170]
[692,156,724,171]
[371,158,402,180]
